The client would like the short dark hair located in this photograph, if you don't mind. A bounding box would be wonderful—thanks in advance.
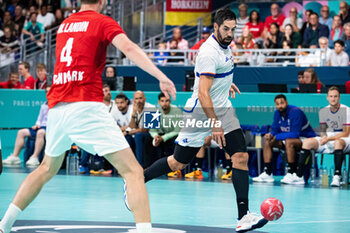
[310,12,319,18]
[29,12,37,18]
[298,70,304,76]
[81,0,99,4]
[158,92,171,101]
[103,84,110,89]
[20,61,30,70]
[116,93,129,103]
[334,39,345,47]
[40,4,47,9]
[270,22,280,30]
[274,94,287,102]
[214,8,236,27]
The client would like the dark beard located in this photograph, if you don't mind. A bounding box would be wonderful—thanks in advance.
[217,32,233,46]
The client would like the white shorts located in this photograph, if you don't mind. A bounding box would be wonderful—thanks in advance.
[45,102,130,157]
[176,107,240,147]
[315,136,350,154]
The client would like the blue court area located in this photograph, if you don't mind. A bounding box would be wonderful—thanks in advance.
[1,168,350,233]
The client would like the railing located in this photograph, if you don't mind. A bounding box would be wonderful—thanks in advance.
[117,48,328,67]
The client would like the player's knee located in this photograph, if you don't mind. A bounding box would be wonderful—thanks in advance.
[334,139,345,149]
[232,152,248,166]
[17,129,27,137]
[302,139,315,150]
[285,139,298,148]
[37,130,46,138]
[38,162,57,179]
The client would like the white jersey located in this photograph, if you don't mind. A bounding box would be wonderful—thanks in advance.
[319,104,350,136]
[185,34,234,111]
[111,104,133,127]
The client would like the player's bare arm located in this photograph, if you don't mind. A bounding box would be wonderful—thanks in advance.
[327,125,350,141]
[198,75,226,149]
[112,34,176,100]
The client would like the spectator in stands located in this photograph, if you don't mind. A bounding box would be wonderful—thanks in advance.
[283,24,301,48]
[245,10,264,39]
[13,5,25,37]
[319,5,332,31]
[276,40,295,65]
[167,39,184,63]
[191,27,211,50]
[303,12,329,47]
[342,22,350,57]
[0,26,19,53]
[145,92,182,168]
[37,4,55,29]
[0,72,21,89]
[22,12,45,50]
[232,43,249,65]
[281,7,302,32]
[2,86,50,167]
[340,1,350,25]
[112,93,134,150]
[167,27,188,50]
[6,0,18,17]
[25,5,38,23]
[295,87,350,186]
[235,3,249,40]
[3,11,16,35]
[328,39,349,66]
[297,70,304,90]
[102,66,123,91]
[154,42,169,65]
[264,3,286,32]
[303,68,323,93]
[300,9,313,39]
[295,45,317,67]
[238,26,255,50]
[50,9,64,29]
[18,61,35,89]
[34,63,47,89]
[128,91,156,167]
[265,23,283,49]
[329,15,344,48]
[253,94,316,184]
[61,0,81,18]
[313,37,332,66]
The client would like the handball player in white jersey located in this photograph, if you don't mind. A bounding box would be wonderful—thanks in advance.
[0,0,176,233]
[295,86,350,186]
[142,8,268,232]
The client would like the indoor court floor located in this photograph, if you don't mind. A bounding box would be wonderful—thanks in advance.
[1,168,350,233]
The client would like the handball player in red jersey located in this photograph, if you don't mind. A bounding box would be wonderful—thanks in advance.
[0,0,176,233]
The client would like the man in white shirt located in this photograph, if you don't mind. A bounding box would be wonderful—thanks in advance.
[128,91,156,167]
[235,3,249,40]
[313,37,332,66]
[328,39,349,66]
[282,7,302,32]
[37,5,55,29]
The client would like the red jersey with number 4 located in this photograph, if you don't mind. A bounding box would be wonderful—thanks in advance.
[47,10,125,108]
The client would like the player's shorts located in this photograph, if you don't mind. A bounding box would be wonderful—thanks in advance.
[281,137,306,145]
[28,126,46,138]
[175,106,240,147]
[45,102,129,157]
[315,136,350,154]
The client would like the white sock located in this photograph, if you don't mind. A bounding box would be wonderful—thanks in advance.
[0,203,22,233]
[136,223,152,233]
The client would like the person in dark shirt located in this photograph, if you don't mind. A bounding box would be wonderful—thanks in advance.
[167,39,184,64]
[0,26,19,53]
[340,1,350,25]
[13,5,25,37]
[303,12,329,47]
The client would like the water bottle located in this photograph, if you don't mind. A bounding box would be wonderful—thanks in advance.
[321,167,329,187]
[342,168,348,187]
[310,165,316,183]
[66,149,79,175]
[217,160,223,180]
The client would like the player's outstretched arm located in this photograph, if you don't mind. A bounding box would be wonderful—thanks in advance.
[112,34,176,100]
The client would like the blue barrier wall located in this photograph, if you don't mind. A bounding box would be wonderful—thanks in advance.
[116,66,350,92]
[2,90,350,162]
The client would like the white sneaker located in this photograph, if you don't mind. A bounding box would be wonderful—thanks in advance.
[292,173,305,185]
[26,156,40,167]
[281,173,294,184]
[236,212,268,232]
[2,154,21,165]
[252,172,274,183]
[331,175,341,187]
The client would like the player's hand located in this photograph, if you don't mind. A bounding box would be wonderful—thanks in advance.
[212,126,225,149]
[320,136,328,145]
[32,125,39,130]
[154,135,163,147]
[159,77,176,100]
[264,133,272,140]
[229,83,241,99]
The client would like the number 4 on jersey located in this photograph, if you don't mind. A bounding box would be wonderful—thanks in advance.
[61,38,74,67]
